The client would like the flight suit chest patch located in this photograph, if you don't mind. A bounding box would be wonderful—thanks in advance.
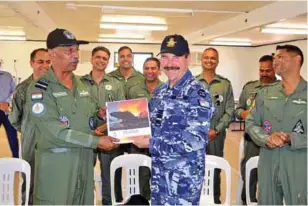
[32,102,45,116]
[292,99,307,105]
[52,92,67,98]
[246,92,257,107]
[213,93,223,106]
[79,90,90,97]
[105,85,112,90]
[31,92,43,101]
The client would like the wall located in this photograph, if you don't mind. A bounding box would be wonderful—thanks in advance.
[0,39,306,99]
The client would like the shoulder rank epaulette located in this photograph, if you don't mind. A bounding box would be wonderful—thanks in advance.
[217,74,231,83]
[35,78,49,91]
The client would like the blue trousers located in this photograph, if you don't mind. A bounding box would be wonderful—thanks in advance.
[0,110,18,157]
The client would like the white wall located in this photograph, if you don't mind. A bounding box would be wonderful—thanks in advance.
[0,39,306,99]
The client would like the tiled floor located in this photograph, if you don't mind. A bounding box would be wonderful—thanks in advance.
[0,123,244,205]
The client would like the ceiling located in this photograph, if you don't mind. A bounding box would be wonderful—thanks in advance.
[0,1,306,46]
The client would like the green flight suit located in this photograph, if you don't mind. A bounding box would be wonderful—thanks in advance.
[246,78,307,205]
[108,68,144,99]
[126,79,164,200]
[235,80,262,203]
[196,74,235,203]
[127,79,164,101]
[108,68,145,200]
[81,72,125,205]
[28,68,100,205]
[9,75,34,160]
[9,75,35,204]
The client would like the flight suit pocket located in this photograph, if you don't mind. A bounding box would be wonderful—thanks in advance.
[264,98,284,122]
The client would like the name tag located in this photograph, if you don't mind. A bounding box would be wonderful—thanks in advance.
[53,92,67,98]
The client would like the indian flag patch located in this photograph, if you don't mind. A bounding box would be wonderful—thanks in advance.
[31,92,43,101]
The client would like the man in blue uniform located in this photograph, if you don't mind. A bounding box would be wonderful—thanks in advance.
[133,34,215,205]
[0,63,18,158]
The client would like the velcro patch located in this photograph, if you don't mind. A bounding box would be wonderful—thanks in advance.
[31,92,43,101]
[199,99,210,108]
[35,79,49,91]
[292,120,304,134]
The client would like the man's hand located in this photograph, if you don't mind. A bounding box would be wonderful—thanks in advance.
[94,124,107,136]
[266,132,290,148]
[133,135,151,148]
[97,136,119,151]
[97,107,107,120]
[208,129,217,141]
[240,110,250,120]
[0,102,9,112]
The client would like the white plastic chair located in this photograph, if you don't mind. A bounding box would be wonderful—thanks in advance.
[0,158,31,206]
[236,137,245,205]
[200,155,231,205]
[110,154,151,205]
[245,156,259,205]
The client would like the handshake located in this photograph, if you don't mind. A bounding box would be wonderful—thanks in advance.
[94,123,119,151]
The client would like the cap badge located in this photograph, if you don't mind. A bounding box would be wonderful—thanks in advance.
[63,30,75,40]
[166,38,177,48]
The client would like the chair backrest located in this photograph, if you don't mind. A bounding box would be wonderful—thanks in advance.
[200,155,231,205]
[245,156,259,205]
[110,154,151,205]
[0,158,31,206]
[236,137,245,205]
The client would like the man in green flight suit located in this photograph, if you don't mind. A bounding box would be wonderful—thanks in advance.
[127,57,164,100]
[108,46,144,99]
[246,44,307,205]
[108,46,144,202]
[235,55,277,204]
[126,57,164,200]
[28,28,118,205]
[196,47,235,204]
[9,48,51,204]
[81,46,125,205]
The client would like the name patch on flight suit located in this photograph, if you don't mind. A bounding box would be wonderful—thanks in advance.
[262,120,272,134]
[292,120,305,134]
[59,116,69,126]
[52,92,67,98]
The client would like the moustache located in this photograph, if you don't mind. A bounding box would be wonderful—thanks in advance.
[70,59,79,64]
[164,66,180,71]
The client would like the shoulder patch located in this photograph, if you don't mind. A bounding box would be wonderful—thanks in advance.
[242,80,258,89]
[245,80,258,86]
[217,74,231,83]
[35,78,49,91]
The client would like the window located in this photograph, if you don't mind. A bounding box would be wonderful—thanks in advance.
[114,52,153,73]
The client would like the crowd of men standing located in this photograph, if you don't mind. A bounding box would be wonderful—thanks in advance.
[0,28,306,205]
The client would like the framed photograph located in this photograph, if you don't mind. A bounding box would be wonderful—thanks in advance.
[106,98,151,143]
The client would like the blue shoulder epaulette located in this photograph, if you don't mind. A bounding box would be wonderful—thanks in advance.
[35,78,49,91]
